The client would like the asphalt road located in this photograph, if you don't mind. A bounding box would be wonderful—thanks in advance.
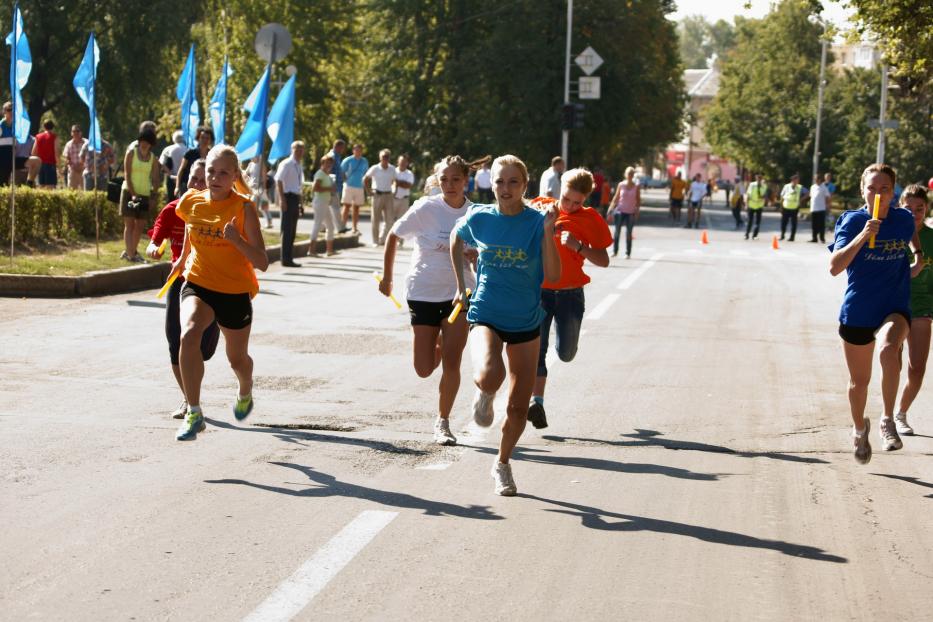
[2,196,932,621]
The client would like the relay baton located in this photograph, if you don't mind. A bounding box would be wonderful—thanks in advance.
[869,194,881,249]
[448,288,472,323]
[373,272,402,309]
[156,271,179,299]
[157,238,170,256]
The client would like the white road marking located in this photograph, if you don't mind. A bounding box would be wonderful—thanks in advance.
[243,510,398,622]
[617,253,664,290]
[585,294,620,321]
[416,462,452,471]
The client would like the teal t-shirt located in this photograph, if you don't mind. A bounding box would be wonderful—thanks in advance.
[910,224,933,316]
[340,156,368,188]
[454,204,545,332]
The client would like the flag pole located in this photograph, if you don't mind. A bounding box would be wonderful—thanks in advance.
[9,8,17,268]
[93,148,99,259]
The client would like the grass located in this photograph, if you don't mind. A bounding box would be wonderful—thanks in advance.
[0,230,305,276]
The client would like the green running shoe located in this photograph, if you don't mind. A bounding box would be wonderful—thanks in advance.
[176,411,205,441]
[233,394,254,421]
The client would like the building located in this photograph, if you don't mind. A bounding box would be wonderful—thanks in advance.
[831,41,880,72]
[664,64,738,184]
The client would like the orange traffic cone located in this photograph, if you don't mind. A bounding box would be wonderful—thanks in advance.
[701,230,709,245]
[772,235,780,250]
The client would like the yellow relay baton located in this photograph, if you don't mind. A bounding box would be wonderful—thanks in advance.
[869,194,881,249]
[448,288,472,323]
[156,270,179,299]
[157,238,170,256]
[373,272,402,309]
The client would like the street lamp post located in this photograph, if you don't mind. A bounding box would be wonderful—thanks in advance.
[561,0,573,163]
[812,35,828,185]
[877,63,889,163]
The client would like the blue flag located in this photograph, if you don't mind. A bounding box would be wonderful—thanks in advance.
[5,3,31,143]
[266,74,296,164]
[72,33,101,151]
[235,66,271,161]
[209,57,231,145]
[176,45,199,148]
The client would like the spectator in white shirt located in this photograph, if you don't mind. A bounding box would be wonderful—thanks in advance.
[686,173,707,229]
[274,141,306,267]
[364,148,397,246]
[474,158,493,203]
[809,175,831,243]
[394,155,415,247]
[160,130,186,198]
[538,156,565,198]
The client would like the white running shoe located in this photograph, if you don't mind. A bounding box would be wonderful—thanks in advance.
[433,418,457,446]
[853,418,872,464]
[879,416,903,451]
[491,460,517,496]
[472,390,495,427]
[894,412,914,436]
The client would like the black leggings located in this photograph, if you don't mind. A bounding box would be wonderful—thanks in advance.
[745,209,762,238]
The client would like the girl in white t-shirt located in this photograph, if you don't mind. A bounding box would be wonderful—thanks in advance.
[379,155,478,445]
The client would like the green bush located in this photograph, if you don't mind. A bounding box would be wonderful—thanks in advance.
[0,188,125,244]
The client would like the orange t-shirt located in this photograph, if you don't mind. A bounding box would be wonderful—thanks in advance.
[546,206,613,290]
[176,189,260,297]
[670,177,687,200]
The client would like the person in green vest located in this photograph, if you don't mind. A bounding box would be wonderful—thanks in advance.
[744,173,768,240]
[779,173,802,241]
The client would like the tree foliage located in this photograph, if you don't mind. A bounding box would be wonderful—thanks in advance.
[847,0,933,93]
[677,15,737,69]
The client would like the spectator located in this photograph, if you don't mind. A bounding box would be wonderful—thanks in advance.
[160,130,186,198]
[339,143,368,234]
[538,156,565,198]
[175,126,214,197]
[19,133,40,187]
[119,121,160,262]
[0,101,30,186]
[80,138,115,191]
[309,154,338,257]
[32,119,59,189]
[779,173,803,242]
[809,173,831,244]
[423,161,444,196]
[326,139,347,232]
[364,148,397,246]
[62,125,87,189]
[474,157,493,203]
[274,140,305,267]
[245,156,273,228]
[590,166,605,208]
[394,154,414,224]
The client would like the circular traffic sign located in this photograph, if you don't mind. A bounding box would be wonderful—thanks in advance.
[254,23,292,63]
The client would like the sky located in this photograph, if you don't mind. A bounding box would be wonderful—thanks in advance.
[670,0,853,28]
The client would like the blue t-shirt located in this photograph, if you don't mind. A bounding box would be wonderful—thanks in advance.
[830,206,914,327]
[331,151,344,192]
[454,204,545,332]
[340,156,368,189]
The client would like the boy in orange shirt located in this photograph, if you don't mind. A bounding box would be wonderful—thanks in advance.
[528,169,612,428]
[170,145,269,441]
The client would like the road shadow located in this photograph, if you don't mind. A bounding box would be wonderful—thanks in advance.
[205,417,428,456]
[126,300,165,309]
[206,461,502,520]
[471,445,722,481]
[871,473,933,499]
[542,429,828,464]
[520,494,847,563]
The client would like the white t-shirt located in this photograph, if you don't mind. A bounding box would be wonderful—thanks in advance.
[160,143,186,175]
[391,196,477,302]
[689,181,707,203]
[810,183,830,212]
[274,157,304,194]
[395,168,415,199]
[539,167,560,198]
[474,168,491,190]
[366,164,397,192]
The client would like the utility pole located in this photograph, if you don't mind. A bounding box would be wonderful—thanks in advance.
[812,36,828,184]
[877,63,888,163]
[561,0,572,163]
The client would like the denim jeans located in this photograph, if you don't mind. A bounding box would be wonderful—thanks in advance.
[613,212,635,256]
[537,287,585,377]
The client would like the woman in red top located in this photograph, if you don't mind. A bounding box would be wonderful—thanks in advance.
[32,119,59,188]
[527,169,612,429]
[146,159,220,420]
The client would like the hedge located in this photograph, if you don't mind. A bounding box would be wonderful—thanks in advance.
[0,188,126,244]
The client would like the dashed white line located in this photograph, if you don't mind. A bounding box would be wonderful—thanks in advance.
[585,294,620,321]
[617,252,664,290]
[242,510,398,622]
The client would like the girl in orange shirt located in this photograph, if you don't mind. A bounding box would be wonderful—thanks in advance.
[171,145,269,441]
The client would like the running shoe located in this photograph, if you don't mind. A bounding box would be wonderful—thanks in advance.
[176,411,205,441]
[894,412,914,436]
[433,418,457,446]
[491,460,517,496]
[879,416,903,451]
[853,417,872,464]
[233,394,254,421]
[119,250,130,261]
[472,390,495,427]
[527,400,548,429]
[171,400,188,420]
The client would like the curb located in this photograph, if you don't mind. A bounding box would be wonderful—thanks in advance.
[0,234,362,298]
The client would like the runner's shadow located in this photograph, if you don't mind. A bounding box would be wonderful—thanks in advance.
[206,461,502,521]
[871,473,933,499]
[520,494,847,563]
[205,418,428,456]
[126,300,165,309]
[543,429,828,464]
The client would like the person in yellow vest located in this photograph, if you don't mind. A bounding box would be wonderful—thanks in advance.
[779,173,802,241]
[745,173,768,240]
[170,145,269,441]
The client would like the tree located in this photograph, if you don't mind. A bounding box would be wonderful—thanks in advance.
[677,15,737,69]
[847,0,933,93]
[702,0,824,182]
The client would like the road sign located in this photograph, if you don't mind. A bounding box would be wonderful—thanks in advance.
[868,119,899,129]
[574,46,603,76]
[579,76,601,100]
[255,23,292,63]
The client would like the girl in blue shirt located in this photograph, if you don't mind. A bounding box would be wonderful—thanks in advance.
[829,163,922,464]
[450,155,561,496]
